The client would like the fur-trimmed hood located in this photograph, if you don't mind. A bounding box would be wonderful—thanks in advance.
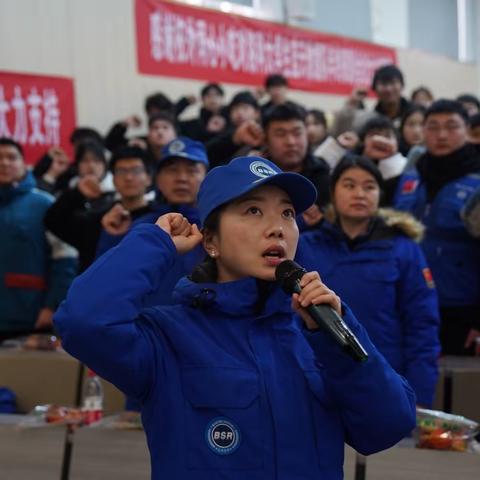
[323,205,424,243]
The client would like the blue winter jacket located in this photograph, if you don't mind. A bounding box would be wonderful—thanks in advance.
[0,172,77,332]
[54,224,416,480]
[297,215,440,407]
[393,169,480,308]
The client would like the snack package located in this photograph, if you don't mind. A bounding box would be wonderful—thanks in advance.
[20,404,84,428]
[415,408,479,453]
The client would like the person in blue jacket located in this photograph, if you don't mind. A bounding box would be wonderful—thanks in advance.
[54,156,416,480]
[0,138,77,337]
[297,155,440,407]
[393,99,480,355]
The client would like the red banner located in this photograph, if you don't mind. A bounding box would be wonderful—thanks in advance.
[135,0,396,95]
[0,71,76,165]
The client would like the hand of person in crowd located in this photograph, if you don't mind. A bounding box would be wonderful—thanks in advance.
[301,204,323,228]
[123,115,142,129]
[206,114,226,133]
[233,120,264,147]
[46,147,70,179]
[369,135,397,159]
[254,86,265,100]
[78,174,103,199]
[291,271,342,330]
[34,307,55,330]
[128,137,148,150]
[101,203,132,235]
[186,94,197,105]
[156,213,203,254]
[337,131,359,150]
[464,328,480,356]
[345,86,368,109]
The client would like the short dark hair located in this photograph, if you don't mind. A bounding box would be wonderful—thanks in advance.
[469,113,480,129]
[371,64,404,90]
[359,115,396,142]
[201,83,224,98]
[330,154,384,192]
[456,94,480,110]
[262,103,306,130]
[425,99,469,124]
[144,92,174,116]
[0,137,24,156]
[411,86,434,103]
[306,109,327,127]
[110,146,152,174]
[265,73,288,89]
[148,111,177,130]
[69,127,104,147]
[228,91,259,111]
[74,140,106,166]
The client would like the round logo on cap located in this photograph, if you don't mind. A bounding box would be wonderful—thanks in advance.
[168,139,186,154]
[249,160,277,179]
[205,418,241,455]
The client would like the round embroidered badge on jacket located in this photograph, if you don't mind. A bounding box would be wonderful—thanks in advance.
[205,418,241,455]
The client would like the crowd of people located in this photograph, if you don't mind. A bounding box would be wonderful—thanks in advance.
[2,64,480,414]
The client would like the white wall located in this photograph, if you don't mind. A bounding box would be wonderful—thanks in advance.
[0,0,478,137]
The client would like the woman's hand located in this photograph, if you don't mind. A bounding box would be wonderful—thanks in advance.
[291,271,342,330]
[156,213,203,254]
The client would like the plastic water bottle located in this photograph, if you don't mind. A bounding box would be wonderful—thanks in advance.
[82,369,104,425]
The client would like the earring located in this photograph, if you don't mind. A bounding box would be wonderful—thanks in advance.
[210,250,217,258]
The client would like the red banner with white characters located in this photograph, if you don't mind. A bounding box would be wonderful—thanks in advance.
[135,0,397,95]
[0,71,76,165]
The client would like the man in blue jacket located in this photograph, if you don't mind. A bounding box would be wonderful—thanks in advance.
[0,138,77,337]
[393,99,480,355]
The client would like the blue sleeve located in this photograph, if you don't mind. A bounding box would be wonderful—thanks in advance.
[396,239,440,407]
[302,305,417,456]
[54,224,177,400]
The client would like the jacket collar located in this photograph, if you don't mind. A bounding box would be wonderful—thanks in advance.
[172,276,291,318]
[0,170,36,204]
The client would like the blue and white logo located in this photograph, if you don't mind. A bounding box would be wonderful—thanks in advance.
[168,139,186,154]
[205,418,241,455]
[249,160,277,179]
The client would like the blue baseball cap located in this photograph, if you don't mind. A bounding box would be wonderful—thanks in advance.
[159,136,209,167]
[198,156,317,225]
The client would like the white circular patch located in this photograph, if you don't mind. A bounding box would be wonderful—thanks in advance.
[205,418,241,455]
[168,139,186,154]
[249,160,277,179]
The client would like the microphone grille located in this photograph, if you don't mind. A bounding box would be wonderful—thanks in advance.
[275,260,306,294]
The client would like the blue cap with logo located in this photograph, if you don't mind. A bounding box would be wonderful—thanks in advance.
[160,136,209,167]
[198,156,317,225]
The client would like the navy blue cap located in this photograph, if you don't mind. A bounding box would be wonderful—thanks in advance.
[198,156,317,225]
[160,136,209,167]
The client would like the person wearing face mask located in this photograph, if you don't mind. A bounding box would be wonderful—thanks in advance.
[54,156,416,480]
[297,155,440,407]
[394,99,480,356]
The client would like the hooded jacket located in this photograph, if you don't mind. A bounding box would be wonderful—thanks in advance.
[297,210,440,407]
[54,223,416,480]
[0,172,77,332]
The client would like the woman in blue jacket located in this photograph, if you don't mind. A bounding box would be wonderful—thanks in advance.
[298,155,440,407]
[54,156,416,480]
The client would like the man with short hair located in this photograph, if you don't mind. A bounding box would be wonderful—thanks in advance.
[0,138,77,337]
[394,99,480,355]
[262,104,330,229]
[456,94,480,117]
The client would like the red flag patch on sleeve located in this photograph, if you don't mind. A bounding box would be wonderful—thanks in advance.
[401,179,419,194]
[422,268,435,289]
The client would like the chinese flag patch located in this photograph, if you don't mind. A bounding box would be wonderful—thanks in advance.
[423,268,435,289]
[402,179,418,194]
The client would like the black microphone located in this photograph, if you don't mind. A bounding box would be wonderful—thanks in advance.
[275,260,368,362]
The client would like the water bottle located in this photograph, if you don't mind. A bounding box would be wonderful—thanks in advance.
[82,369,104,425]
